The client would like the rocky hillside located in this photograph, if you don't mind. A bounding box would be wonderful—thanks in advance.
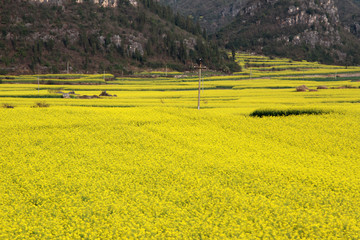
[217,0,360,65]
[0,0,238,74]
[157,0,251,33]
[160,0,360,37]
[160,0,360,65]
[334,0,360,38]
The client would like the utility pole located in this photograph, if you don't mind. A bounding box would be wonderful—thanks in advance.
[36,64,39,94]
[195,58,206,110]
[303,70,305,81]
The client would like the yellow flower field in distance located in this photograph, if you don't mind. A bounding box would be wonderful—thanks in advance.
[1,53,360,238]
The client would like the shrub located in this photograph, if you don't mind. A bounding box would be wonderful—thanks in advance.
[250,108,332,117]
[2,103,15,108]
[296,85,309,92]
[32,101,50,108]
[317,85,328,89]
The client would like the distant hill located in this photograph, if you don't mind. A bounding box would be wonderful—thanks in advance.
[216,0,360,65]
[159,0,360,66]
[0,0,239,75]
[159,0,360,36]
[157,0,252,34]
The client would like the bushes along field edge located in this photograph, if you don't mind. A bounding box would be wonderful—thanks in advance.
[250,108,333,117]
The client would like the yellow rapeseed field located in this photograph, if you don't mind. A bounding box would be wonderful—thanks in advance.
[1,107,360,238]
[1,53,360,238]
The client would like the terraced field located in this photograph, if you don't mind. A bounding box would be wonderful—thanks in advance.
[1,54,360,238]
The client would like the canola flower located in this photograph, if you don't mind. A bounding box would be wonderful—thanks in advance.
[1,107,360,238]
[1,53,360,238]
[234,53,360,77]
